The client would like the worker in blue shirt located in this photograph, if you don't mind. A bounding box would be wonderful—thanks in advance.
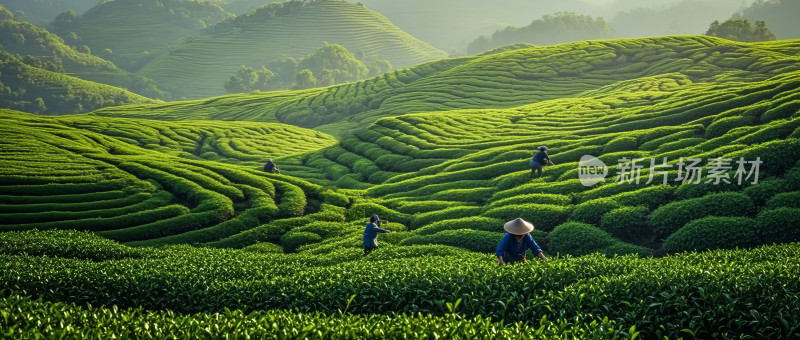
[530,146,554,178]
[363,214,391,254]
[495,218,547,265]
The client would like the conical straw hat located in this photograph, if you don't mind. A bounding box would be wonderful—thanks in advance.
[504,217,534,235]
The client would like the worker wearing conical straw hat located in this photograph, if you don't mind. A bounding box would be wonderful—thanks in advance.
[495,218,547,265]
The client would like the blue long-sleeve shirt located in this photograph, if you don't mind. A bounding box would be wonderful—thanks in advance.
[363,222,390,247]
[532,151,550,164]
[495,233,543,262]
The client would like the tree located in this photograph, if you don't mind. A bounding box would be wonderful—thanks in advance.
[742,0,799,40]
[224,65,275,93]
[292,69,317,90]
[466,12,611,55]
[705,16,776,42]
[297,42,368,84]
[32,97,46,113]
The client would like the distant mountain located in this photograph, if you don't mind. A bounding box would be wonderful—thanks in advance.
[356,0,600,54]
[610,0,756,38]
[0,8,165,98]
[0,0,98,25]
[49,0,233,71]
[0,48,157,114]
[137,0,447,99]
[741,0,799,39]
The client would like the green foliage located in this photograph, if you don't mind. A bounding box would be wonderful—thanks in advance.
[548,222,649,257]
[415,216,505,235]
[280,231,323,252]
[705,16,776,42]
[467,12,612,55]
[225,65,275,93]
[0,293,623,339]
[603,137,638,153]
[1,231,799,338]
[242,242,283,254]
[411,206,483,230]
[756,207,800,244]
[482,204,571,232]
[345,202,411,226]
[706,116,756,139]
[611,185,675,210]
[663,216,757,253]
[766,191,800,209]
[0,229,142,261]
[650,192,757,237]
[570,198,621,226]
[137,0,445,98]
[400,229,503,253]
[599,206,649,238]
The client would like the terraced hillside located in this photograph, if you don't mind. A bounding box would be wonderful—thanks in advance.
[0,49,157,114]
[0,9,166,98]
[6,35,799,256]
[97,36,800,137]
[50,0,233,71]
[0,109,345,247]
[137,0,447,99]
[3,34,800,338]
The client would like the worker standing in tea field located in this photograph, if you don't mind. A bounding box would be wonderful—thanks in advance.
[496,218,547,265]
[530,146,554,178]
[263,159,280,174]
[363,214,391,254]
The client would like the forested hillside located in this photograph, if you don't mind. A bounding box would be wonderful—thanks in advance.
[0,6,166,98]
[49,0,234,71]
[136,0,446,99]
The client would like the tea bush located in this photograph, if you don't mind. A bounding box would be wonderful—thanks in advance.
[411,206,483,230]
[570,198,621,226]
[280,231,323,252]
[482,204,571,232]
[650,192,756,237]
[599,205,649,238]
[756,207,800,244]
[663,216,758,253]
[400,229,503,253]
[415,217,505,235]
[766,191,800,209]
[548,222,615,256]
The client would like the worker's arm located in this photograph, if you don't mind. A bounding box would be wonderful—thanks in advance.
[495,234,510,265]
[526,235,547,261]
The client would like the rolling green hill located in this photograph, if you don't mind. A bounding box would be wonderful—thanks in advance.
[2,34,800,338]
[0,50,157,113]
[0,9,167,98]
[96,36,800,137]
[0,0,98,25]
[50,0,234,72]
[4,35,799,254]
[137,0,447,99]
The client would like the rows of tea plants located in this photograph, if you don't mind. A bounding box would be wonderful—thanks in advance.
[230,58,800,256]
[0,110,352,248]
[1,230,798,338]
[94,36,800,137]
